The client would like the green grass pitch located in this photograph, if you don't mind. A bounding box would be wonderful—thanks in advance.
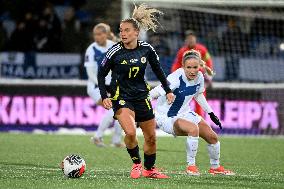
[0,133,283,189]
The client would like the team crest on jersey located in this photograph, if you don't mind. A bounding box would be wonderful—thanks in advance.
[119,100,126,105]
[141,57,146,63]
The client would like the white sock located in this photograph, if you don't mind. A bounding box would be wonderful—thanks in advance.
[186,136,199,166]
[96,109,114,138]
[111,120,123,144]
[207,141,220,169]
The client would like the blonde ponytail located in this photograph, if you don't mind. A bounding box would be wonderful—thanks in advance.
[122,4,163,32]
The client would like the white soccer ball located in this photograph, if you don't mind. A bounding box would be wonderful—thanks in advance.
[61,154,86,178]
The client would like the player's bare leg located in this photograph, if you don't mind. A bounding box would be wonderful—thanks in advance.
[140,119,169,179]
[115,108,137,148]
[139,119,156,154]
[115,108,141,178]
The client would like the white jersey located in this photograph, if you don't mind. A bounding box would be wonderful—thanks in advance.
[84,39,115,85]
[153,68,205,117]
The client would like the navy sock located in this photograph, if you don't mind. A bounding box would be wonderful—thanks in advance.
[144,153,156,170]
[127,145,141,164]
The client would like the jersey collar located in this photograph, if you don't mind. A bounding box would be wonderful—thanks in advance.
[120,40,140,50]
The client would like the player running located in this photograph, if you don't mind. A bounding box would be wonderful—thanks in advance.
[150,50,235,176]
[84,23,124,148]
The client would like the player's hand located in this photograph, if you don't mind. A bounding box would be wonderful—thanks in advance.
[102,98,112,110]
[166,92,175,104]
[208,112,222,129]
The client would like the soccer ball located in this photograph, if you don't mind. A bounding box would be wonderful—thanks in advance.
[61,154,86,178]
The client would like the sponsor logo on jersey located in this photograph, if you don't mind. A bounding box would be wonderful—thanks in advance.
[130,58,138,63]
[121,60,128,64]
[141,57,146,63]
[119,100,126,105]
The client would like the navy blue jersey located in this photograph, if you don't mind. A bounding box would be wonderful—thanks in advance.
[98,40,171,101]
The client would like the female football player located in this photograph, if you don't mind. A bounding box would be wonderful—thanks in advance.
[150,50,234,176]
[98,4,174,179]
[84,23,124,148]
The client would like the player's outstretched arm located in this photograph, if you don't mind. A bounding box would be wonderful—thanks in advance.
[194,93,222,129]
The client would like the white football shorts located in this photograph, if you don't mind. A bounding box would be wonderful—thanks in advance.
[155,111,201,136]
